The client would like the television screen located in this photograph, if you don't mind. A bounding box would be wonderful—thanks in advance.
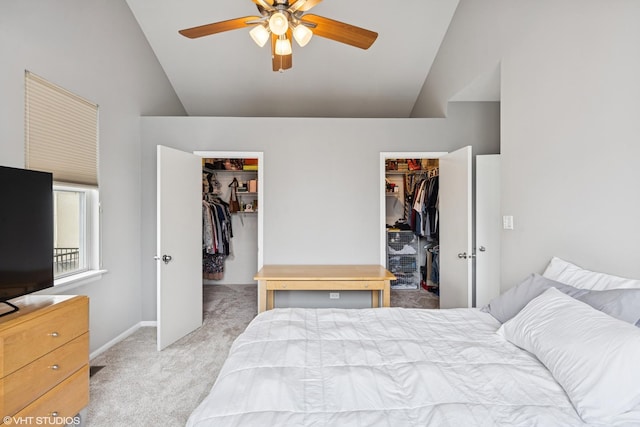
[0,166,54,306]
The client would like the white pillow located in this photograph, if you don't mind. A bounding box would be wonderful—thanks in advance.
[543,256,640,290]
[498,287,640,424]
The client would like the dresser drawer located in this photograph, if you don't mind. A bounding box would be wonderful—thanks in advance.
[0,297,88,377]
[1,333,89,418]
[9,365,89,426]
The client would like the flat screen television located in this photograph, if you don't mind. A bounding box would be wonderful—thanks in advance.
[0,166,53,316]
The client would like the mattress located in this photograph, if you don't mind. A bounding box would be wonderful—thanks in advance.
[186,307,590,426]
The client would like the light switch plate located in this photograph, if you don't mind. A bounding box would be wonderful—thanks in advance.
[503,215,514,230]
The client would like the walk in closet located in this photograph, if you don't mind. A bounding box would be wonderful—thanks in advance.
[202,157,259,285]
[385,158,440,294]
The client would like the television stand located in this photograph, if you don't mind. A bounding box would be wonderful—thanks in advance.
[0,300,19,317]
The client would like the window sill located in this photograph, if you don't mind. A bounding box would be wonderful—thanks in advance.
[36,269,108,295]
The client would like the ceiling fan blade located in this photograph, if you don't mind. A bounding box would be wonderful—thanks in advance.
[271,33,292,72]
[179,16,262,39]
[251,0,274,10]
[289,0,323,13]
[301,14,377,49]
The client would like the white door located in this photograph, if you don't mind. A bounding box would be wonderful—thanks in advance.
[157,145,202,351]
[439,146,473,308]
[475,155,501,307]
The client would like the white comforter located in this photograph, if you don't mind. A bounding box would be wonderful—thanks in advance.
[187,307,590,427]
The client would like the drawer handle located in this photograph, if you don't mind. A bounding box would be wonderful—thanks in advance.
[50,364,60,371]
[50,411,59,417]
[49,331,60,337]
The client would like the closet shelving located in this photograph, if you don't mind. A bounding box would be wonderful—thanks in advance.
[236,192,258,212]
[214,170,258,174]
[236,181,258,214]
[385,158,439,292]
[202,158,259,281]
[213,168,258,215]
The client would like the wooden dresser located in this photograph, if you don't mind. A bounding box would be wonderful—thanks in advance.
[0,295,89,426]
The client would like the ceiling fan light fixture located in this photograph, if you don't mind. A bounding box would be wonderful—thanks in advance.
[268,12,289,36]
[178,0,379,72]
[249,24,270,47]
[275,37,292,55]
[293,24,313,47]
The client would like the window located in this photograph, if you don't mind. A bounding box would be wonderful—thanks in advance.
[24,71,102,286]
[53,189,83,276]
[53,185,100,278]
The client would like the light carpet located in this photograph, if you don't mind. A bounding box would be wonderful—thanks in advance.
[86,285,438,426]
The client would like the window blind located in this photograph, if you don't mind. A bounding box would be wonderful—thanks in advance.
[25,71,98,186]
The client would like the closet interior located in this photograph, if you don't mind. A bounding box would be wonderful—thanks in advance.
[385,158,440,296]
[201,158,258,284]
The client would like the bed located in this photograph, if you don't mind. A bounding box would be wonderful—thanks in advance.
[187,258,640,427]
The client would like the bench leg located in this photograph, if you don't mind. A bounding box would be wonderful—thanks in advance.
[382,281,391,307]
[258,280,267,313]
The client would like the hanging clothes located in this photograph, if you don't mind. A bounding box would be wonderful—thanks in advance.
[429,245,440,286]
[409,172,439,241]
[202,194,233,280]
[425,175,439,241]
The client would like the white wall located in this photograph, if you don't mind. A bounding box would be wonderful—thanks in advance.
[411,0,549,118]
[140,102,500,318]
[412,1,640,290]
[0,0,185,353]
[500,2,640,287]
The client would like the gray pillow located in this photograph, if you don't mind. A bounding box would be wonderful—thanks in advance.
[482,274,585,323]
[482,273,640,326]
[575,288,640,326]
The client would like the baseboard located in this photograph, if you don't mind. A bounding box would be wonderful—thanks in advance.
[140,320,157,327]
[89,321,157,360]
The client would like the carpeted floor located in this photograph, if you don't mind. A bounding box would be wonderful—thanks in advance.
[86,285,438,426]
[391,286,439,309]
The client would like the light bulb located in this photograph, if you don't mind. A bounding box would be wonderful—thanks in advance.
[293,24,313,47]
[249,25,270,47]
[269,12,289,36]
[275,37,292,55]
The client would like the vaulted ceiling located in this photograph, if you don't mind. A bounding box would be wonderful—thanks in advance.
[125,0,460,118]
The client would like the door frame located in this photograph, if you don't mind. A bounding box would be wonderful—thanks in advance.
[379,152,447,265]
[195,151,264,271]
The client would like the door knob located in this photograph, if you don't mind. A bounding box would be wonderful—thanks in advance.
[155,255,173,264]
[457,252,467,259]
[478,246,486,252]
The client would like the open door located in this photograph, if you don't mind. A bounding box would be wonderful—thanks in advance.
[439,146,473,308]
[157,145,202,350]
[475,155,501,307]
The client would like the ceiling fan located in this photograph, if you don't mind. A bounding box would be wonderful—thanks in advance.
[178,0,378,72]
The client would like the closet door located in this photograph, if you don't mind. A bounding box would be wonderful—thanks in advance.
[156,145,202,351]
[439,146,473,309]
[476,155,501,307]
